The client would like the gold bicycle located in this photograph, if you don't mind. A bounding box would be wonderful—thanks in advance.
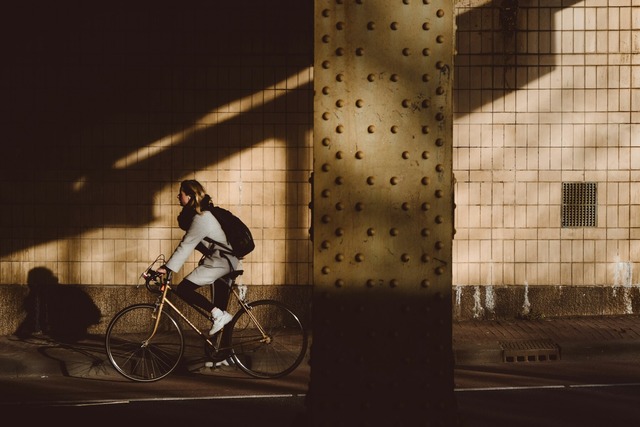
[104,255,308,382]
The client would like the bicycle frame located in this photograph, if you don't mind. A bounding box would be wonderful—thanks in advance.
[145,270,270,353]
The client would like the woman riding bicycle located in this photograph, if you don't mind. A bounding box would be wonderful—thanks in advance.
[156,179,238,335]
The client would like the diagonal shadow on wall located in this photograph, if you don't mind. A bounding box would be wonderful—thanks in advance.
[0,1,313,258]
[455,0,583,115]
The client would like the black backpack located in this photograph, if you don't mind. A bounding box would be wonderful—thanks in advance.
[204,203,255,259]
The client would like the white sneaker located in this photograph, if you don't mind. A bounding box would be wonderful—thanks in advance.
[209,311,233,335]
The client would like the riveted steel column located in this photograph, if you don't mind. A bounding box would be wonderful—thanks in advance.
[310,0,456,425]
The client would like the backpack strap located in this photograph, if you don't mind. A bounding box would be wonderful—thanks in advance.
[203,236,236,258]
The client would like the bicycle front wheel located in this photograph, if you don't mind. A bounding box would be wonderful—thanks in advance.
[225,300,308,379]
[105,303,184,382]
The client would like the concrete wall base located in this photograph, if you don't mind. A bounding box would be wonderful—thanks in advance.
[453,284,640,320]
[0,284,313,338]
[2,284,638,336]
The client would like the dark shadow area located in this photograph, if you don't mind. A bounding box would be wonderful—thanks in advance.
[455,0,584,115]
[0,1,313,256]
[15,267,101,343]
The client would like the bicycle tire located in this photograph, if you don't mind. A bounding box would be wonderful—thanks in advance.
[224,299,308,379]
[105,303,184,382]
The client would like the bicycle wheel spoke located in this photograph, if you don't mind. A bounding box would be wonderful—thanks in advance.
[227,300,307,379]
[105,304,184,382]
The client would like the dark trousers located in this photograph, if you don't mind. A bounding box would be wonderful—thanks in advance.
[174,279,230,314]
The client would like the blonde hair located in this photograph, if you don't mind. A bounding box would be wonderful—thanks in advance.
[180,180,207,214]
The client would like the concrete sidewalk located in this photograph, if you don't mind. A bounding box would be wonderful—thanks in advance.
[453,314,640,364]
[2,315,640,378]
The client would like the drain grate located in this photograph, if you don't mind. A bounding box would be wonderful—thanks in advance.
[499,339,560,363]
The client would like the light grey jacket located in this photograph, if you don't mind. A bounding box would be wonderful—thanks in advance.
[165,211,239,286]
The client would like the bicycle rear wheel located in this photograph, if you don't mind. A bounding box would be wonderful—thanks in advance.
[105,303,184,382]
[225,299,308,379]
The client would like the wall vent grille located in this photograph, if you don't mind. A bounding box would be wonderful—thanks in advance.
[561,182,597,227]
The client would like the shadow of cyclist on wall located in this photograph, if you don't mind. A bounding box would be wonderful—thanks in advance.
[15,267,101,343]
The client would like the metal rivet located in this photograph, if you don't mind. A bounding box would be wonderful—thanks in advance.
[421,254,430,262]
[355,47,364,56]
[436,138,444,146]
[402,48,411,56]
[336,22,345,30]
[390,228,399,236]
[367,176,375,185]
[402,151,409,159]
[437,9,445,18]
[321,9,330,17]
[421,177,430,185]
[336,99,345,107]
[422,74,430,82]
[402,202,410,211]
[355,202,364,211]
[401,254,410,262]
[390,22,399,30]
[421,279,430,288]
[321,240,330,249]
[390,279,399,288]
[336,125,344,133]
[422,99,430,108]
[402,99,410,108]
[336,253,344,261]
[436,241,444,249]
[322,60,330,69]
[435,190,443,198]
[336,151,344,159]
[422,151,429,159]
[435,215,443,224]
[336,47,344,56]
[367,125,375,133]
[422,22,430,31]
[436,86,445,95]
[321,266,330,274]
[436,164,444,172]
[367,228,375,236]
[335,176,344,185]
[321,215,331,223]
[421,228,430,237]
[436,112,445,121]
[335,202,344,210]
[321,163,330,172]
[355,151,364,159]
[422,126,430,134]
[355,253,364,262]
[336,73,344,82]
[322,138,331,146]
[322,86,330,95]
[436,61,445,69]
[391,125,399,134]
[366,279,375,288]
[335,228,344,236]
[390,176,399,185]
[367,74,375,82]
[436,35,444,43]
[356,99,364,108]
[422,48,430,56]
[335,280,344,287]
[422,202,430,210]
[367,21,375,30]
[435,266,445,275]
[321,189,330,197]
[322,34,330,43]
[390,74,399,82]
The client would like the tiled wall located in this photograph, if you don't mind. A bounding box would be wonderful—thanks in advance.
[453,1,640,294]
[0,3,314,291]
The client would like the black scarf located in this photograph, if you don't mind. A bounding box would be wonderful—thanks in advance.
[177,207,196,231]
